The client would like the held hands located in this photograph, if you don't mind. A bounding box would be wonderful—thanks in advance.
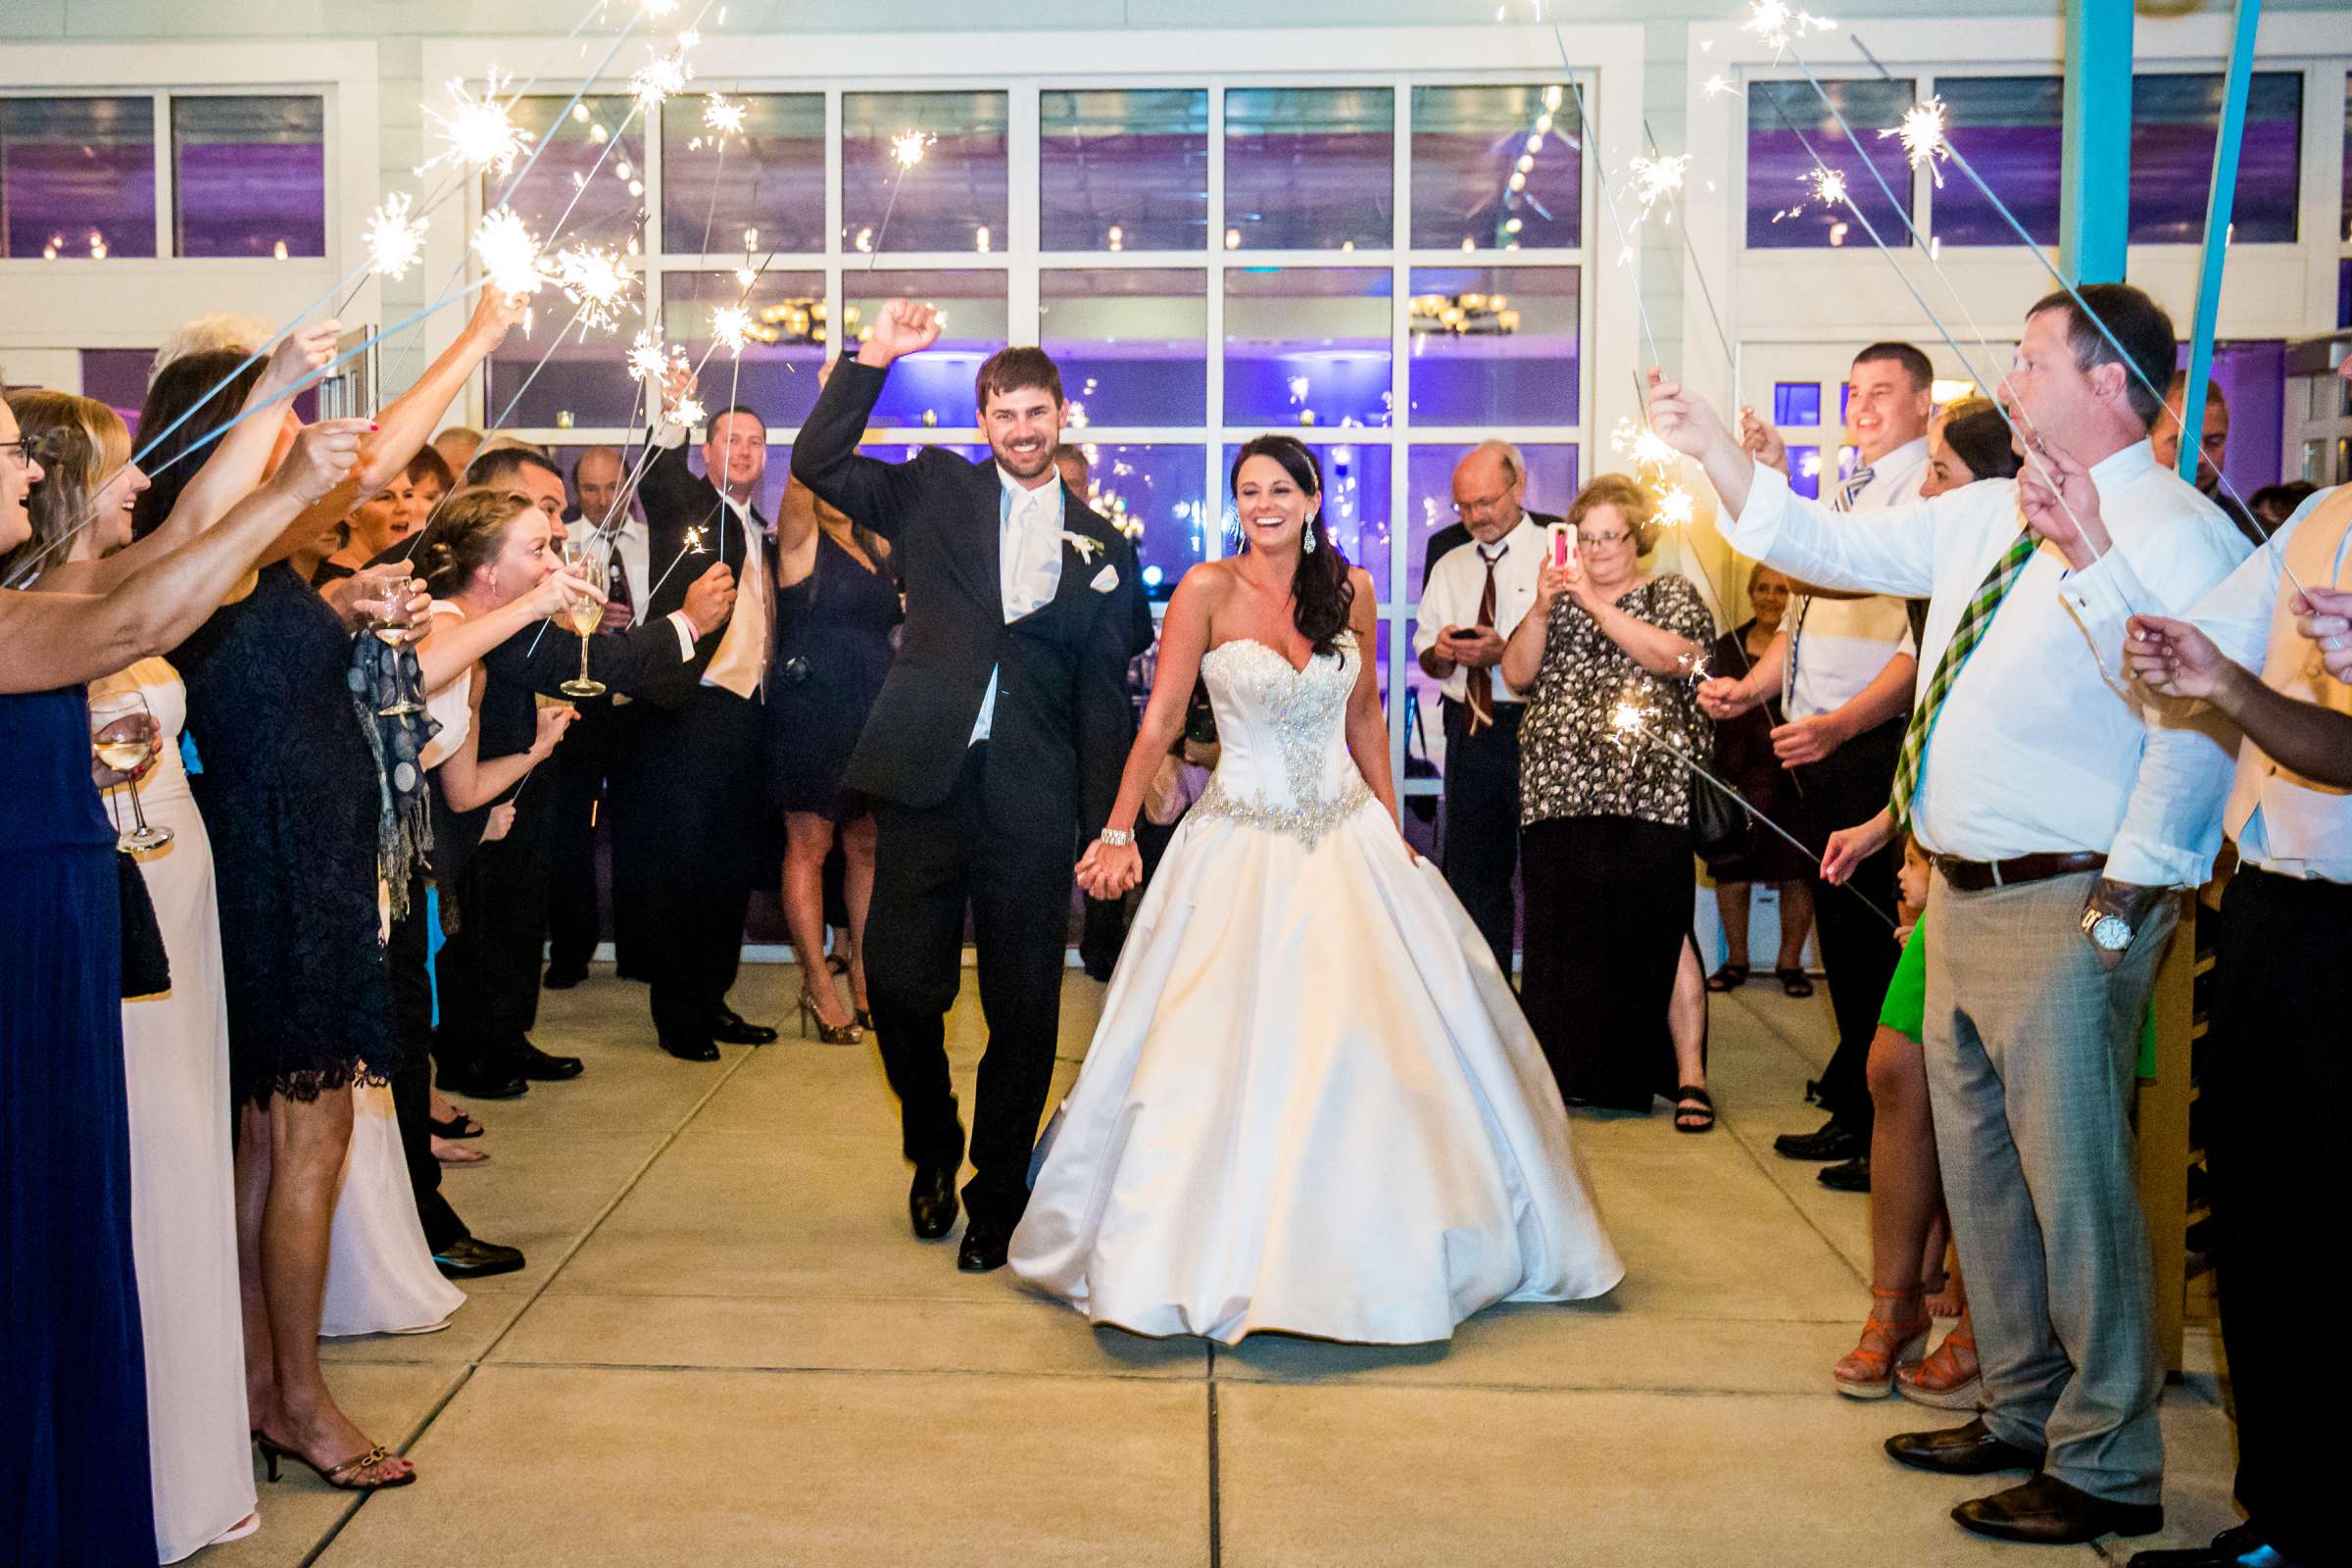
[1819,810,1894,885]
[2017,439,2109,567]
[1738,406,1789,475]
[858,298,942,368]
[680,562,737,638]
[2293,586,2352,683]
[2125,614,2232,701]
[1535,560,1584,615]
[262,319,340,398]
[1695,676,1759,721]
[527,703,579,760]
[276,417,373,506]
[1075,836,1144,900]
[1645,368,1731,461]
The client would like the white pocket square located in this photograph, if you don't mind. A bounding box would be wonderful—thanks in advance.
[1090,564,1120,593]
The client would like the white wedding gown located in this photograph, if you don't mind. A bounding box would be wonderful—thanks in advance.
[1009,635,1624,1345]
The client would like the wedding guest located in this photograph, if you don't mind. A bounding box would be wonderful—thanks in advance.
[2119,471,2351,1568]
[2152,371,2258,546]
[432,425,484,482]
[1500,474,1715,1129]
[1414,441,1560,973]
[769,476,899,1041]
[2247,479,2317,534]
[1698,564,1813,994]
[315,447,454,584]
[1650,280,2247,1544]
[150,310,271,386]
[2,375,364,1561]
[1706,342,1929,1172]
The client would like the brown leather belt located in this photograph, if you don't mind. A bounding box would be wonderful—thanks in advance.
[1932,851,2107,892]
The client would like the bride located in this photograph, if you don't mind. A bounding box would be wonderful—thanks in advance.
[1008,435,1623,1346]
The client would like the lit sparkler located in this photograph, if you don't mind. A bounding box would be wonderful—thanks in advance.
[472,207,556,301]
[1609,416,1680,479]
[1701,74,1742,100]
[668,393,709,428]
[1882,95,1951,186]
[626,329,675,384]
[553,243,638,332]
[710,303,752,357]
[363,192,429,281]
[891,130,935,171]
[420,70,534,177]
[702,93,747,136]
[630,41,695,114]
[1743,1,1836,54]
[1654,485,1697,528]
[1627,152,1691,222]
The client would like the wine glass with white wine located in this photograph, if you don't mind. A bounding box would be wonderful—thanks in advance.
[558,544,609,698]
[367,576,426,717]
[90,690,174,857]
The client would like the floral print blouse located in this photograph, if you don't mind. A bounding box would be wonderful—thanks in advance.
[1519,573,1715,829]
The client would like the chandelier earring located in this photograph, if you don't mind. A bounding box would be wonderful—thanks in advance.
[1302,514,1319,554]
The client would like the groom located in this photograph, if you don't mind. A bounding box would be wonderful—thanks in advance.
[792,299,1150,1272]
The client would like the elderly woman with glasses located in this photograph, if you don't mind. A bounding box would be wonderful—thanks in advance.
[1500,473,1717,1131]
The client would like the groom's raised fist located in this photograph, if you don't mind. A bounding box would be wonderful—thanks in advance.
[858,298,942,368]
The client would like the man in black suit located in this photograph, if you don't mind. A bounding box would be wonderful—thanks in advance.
[793,299,1150,1273]
[619,381,780,1060]
[428,447,732,1099]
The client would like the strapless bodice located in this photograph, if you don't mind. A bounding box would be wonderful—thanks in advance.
[1191,635,1370,848]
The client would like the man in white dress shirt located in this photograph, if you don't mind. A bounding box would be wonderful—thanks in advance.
[1413,441,1558,973]
[1702,344,1930,1179]
[1650,282,2248,1547]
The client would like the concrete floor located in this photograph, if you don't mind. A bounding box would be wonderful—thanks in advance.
[204,961,2243,1567]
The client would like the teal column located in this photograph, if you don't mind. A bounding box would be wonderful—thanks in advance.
[2061,0,2133,285]
[2177,0,2264,482]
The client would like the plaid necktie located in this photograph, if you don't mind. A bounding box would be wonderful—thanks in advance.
[1463,542,1506,734]
[1888,527,2039,834]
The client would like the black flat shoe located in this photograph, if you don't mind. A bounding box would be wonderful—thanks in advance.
[1672,1085,1715,1134]
[1885,1417,2044,1476]
[1954,1474,2162,1544]
[504,1039,583,1081]
[1774,1118,1865,1162]
[659,1033,719,1062]
[428,1109,484,1140]
[1817,1155,1872,1193]
[711,1008,777,1047]
[957,1218,1011,1273]
[436,1063,528,1101]
[542,963,588,991]
[432,1236,525,1280]
[909,1164,959,1241]
[1704,962,1749,992]
[2129,1524,2304,1567]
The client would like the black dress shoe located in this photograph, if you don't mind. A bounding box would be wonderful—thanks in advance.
[437,1062,528,1101]
[1817,1155,1872,1193]
[2129,1524,2302,1567]
[909,1163,960,1240]
[503,1038,583,1081]
[1954,1474,2162,1544]
[957,1218,1012,1273]
[431,1236,525,1280]
[659,1032,719,1062]
[542,962,588,991]
[1886,1418,2045,1476]
[1774,1118,1865,1161]
[710,1008,777,1047]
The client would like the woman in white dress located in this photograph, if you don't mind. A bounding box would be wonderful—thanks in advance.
[1014,436,1622,1346]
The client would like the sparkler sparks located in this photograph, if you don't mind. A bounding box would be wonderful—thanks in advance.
[1626,152,1692,222]
[629,40,695,113]
[1742,1,1836,54]
[362,192,429,281]
[1609,416,1680,479]
[710,303,753,357]
[553,243,638,332]
[1701,74,1742,100]
[1611,701,1646,737]
[702,94,747,136]
[626,329,674,384]
[472,207,556,301]
[1882,95,1951,186]
[420,70,533,177]
[1654,485,1697,528]
[682,524,708,554]
[891,130,935,171]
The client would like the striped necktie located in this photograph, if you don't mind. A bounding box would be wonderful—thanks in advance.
[1463,542,1506,733]
[1888,527,2039,834]
[1833,464,1874,514]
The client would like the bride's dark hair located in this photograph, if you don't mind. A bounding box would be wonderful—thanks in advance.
[1229,435,1354,656]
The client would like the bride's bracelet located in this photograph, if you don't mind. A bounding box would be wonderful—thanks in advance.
[1099,828,1135,848]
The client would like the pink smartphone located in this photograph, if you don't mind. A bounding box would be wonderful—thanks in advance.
[1548,522,1575,569]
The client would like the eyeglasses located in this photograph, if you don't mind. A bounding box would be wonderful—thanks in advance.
[1451,493,1511,518]
[0,436,48,471]
[1578,530,1632,547]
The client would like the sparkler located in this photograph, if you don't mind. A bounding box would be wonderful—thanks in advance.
[702,93,747,135]
[1626,152,1691,223]
[1742,1,1836,54]
[1882,95,1951,186]
[891,130,935,171]
[363,192,429,281]
[552,242,639,333]
[419,70,534,177]
[472,207,557,301]
[710,303,752,357]
[628,39,694,113]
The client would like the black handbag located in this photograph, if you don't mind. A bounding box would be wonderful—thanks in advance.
[1689,759,1752,866]
[117,850,172,1001]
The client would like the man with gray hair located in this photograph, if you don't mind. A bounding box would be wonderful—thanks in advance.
[1412,440,1557,974]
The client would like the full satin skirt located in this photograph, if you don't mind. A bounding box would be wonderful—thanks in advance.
[1009,804,1624,1346]
[320,1082,465,1338]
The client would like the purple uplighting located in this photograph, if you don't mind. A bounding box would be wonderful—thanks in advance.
[841,91,1007,256]
[172,95,324,259]
[502,95,644,253]
[1746,79,1914,251]
[2128,73,2303,245]
[1405,266,1580,427]
[1,96,158,260]
[1042,268,1207,426]
[661,93,825,257]
[1410,85,1581,252]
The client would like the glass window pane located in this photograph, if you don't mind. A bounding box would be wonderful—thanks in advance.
[172,95,324,259]
[1405,266,1579,425]
[1772,381,1822,426]
[843,270,1009,427]
[500,96,644,253]
[1040,269,1206,425]
[1745,79,1915,250]
[1788,444,1822,500]
[1040,89,1208,253]
[1410,84,1581,252]
[660,93,823,256]
[1224,88,1395,251]
[1933,76,2061,247]
[79,348,155,436]
[1063,442,1209,599]
[486,324,648,431]
[1404,442,1579,600]
[2129,73,2302,245]
[1223,439,1393,599]
[1224,267,1394,428]
[0,97,157,260]
[843,91,1007,256]
[2341,73,2350,243]
[661,270,828,429]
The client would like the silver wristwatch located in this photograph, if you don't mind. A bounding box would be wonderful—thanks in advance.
[1099,828,1135,848]
[2080,906,2133,953]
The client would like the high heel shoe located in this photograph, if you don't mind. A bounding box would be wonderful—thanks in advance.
[1897,1315,1984,1409]
[254,1432,416,1491]
[854,1007,874,1030]
[1832,1287,1929,1399]
[798,987,861,1046]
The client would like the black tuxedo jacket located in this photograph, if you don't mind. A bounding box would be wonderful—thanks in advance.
[791,357,1152,841]
[636,433,771,683]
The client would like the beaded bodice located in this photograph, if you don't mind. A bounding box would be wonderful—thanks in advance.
[1190,635,1372,849]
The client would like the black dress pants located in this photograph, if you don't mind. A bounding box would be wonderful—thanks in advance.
[1790,714,1905,1136]
[1520,814,1688,1112]
[435,776,562,1075]
[1440,698,1523,973]
[387,872,466,1251]
[632,687,765,1042]
[548,707,644,977]
[865,743,1075,1228]
[2206,866,2347,1561]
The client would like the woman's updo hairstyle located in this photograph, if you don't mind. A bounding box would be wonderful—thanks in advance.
[2,390,129,577]
[415,486,536,599]
[1228,433,1355,656]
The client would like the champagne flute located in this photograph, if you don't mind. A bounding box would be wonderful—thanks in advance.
[90,691,174,857]
[558,545,609,698]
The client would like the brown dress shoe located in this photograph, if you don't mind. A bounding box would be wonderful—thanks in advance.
[1884,1416,2043,1475]
[1953,1473,2162,1544]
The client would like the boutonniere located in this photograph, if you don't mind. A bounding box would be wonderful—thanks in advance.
[1061,530,1103,564]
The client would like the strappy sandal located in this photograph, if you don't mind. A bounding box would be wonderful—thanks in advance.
[1672,1085,1716,1133]
[1896,1313,1984,1410]
[1832,1287,1930,1398]
[428,1109,484,1140]
[1704,963,1749,992]
[255,1434,416,1491]
[1775,966,1815,998]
